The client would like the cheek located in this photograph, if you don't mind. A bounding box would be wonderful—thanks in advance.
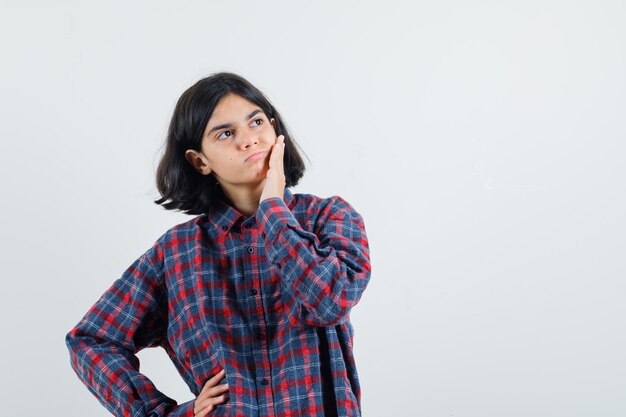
[264,123,276,135]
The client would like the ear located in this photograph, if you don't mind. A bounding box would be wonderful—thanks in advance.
[185,149,212,175]
[270,118,276,128]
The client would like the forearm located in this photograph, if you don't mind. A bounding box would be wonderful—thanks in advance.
[257,195,371,327]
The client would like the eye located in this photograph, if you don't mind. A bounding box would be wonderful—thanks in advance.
[216,130,232,140]
[216,119,263,141]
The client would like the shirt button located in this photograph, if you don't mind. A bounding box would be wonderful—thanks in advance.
[247,247,254,253]
[261,232,265,238]
[261,378,269,385]
[258,331,265,339]
[221,225,228,231]
[249,288,257,295]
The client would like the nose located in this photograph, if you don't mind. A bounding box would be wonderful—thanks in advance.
[237,127,259,149]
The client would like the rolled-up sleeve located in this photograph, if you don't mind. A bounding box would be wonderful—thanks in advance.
[257,195,371,327]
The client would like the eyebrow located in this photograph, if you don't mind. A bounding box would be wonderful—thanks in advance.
[206,109,264,137]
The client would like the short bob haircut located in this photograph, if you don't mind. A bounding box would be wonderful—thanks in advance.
[154,72,307,215]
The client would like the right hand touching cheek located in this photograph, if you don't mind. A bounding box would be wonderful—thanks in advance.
[194,369,229,416]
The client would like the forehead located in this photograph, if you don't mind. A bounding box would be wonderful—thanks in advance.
[208,93,261,123]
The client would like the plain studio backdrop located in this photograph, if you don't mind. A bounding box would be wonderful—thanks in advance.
[0,1,624,416]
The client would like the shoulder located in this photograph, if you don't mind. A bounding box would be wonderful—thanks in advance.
[294,191,359,212]
[291,191,363,226]
[153,214,207,248]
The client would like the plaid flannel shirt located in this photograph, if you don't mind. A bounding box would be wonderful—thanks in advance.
[65,188,371,417]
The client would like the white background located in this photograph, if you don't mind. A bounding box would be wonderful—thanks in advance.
[1,1,624,416]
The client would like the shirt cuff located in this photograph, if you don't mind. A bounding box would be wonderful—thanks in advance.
[165,398,196,417]
[256,196,301,264]
[256,196,300,240]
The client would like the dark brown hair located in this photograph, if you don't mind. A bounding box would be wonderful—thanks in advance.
[154,72,307,215]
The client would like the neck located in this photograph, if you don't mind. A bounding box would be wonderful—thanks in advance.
[219,181,266,217]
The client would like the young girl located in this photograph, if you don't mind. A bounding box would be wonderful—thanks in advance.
[65,72,371,417]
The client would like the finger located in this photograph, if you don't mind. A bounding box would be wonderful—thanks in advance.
[194,397,214,417]
[200,369,225,395]
[201,382,229,400]
[200,369,226,395]
[199,385,229,404]
[277,136,285,171]
[195,403,214,417]
[274,136,284,160]
[268,144,281,170]
[195,393,228,415]
[197,395,228,410]
[268,135,285,174]
[198,380,229,402]
[195,403,213,417]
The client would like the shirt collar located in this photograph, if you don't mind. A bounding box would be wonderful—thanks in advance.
[208,188,294,235]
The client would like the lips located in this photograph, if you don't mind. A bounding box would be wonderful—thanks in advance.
[245,151,267,161]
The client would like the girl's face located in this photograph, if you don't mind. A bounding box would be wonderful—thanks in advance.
[185,92,278,188]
